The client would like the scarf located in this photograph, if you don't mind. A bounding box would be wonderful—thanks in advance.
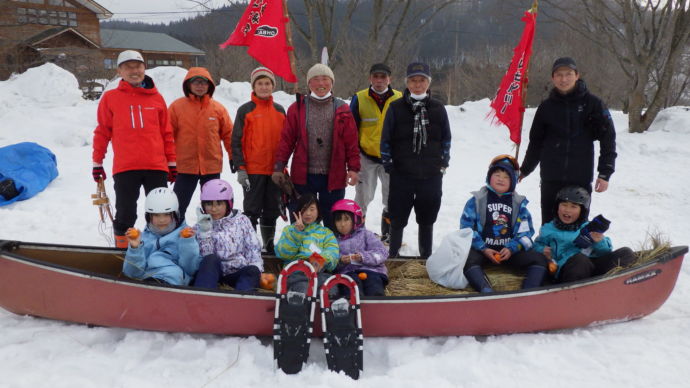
[408,94,429,154]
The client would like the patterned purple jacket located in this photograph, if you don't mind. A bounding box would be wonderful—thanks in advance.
[335,228,389,276]
[194,209,263,275]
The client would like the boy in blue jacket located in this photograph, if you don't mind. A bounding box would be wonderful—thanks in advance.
[460,155,548,293]
[123,187,201,285]
[533,186,635,283]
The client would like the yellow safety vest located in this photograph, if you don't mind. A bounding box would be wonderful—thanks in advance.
[356,88,402,158]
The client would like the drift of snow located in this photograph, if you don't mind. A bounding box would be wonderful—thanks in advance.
[1,64,689,388]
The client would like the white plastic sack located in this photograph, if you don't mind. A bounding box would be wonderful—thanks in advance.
[426,228,473,289]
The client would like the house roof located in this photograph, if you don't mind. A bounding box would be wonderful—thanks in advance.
[24,27,100,49]
[100,29,204,55]
[74,0,113,19]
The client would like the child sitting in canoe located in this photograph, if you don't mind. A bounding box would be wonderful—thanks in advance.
[123,187,201,286]
[533,186,635,282]
[192,179,263,291]
[275,193,339,294]
[460,155,548,293]
[331,199,389,296]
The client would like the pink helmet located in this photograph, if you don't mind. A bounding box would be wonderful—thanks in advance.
[331,199,364,230]
[201,179,233,202]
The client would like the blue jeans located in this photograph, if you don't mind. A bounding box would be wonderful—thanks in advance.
[292,173,345,231]
[193,254,260,291]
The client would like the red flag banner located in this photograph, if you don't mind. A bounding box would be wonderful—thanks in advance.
[489,10,537,145]
[220,0,297,82]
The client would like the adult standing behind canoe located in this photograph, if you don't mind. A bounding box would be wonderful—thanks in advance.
[231,67,286,254]
[349,63,403,243]
[272,63,361,231]
[381,62,451,258]
[92,50,176,249]
[519,57,617,225]
[168,67,233,222]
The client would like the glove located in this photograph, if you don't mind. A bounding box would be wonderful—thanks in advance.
[271,171,287,188]
[588,214,610,233]
[92,166,107,182]
[167,165,177,183]
[196,207,212,235]
[573,225,595,249]
[383,163,393,174]
[237,170,250,191]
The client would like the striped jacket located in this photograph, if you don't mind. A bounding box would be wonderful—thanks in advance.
[275,222,339,272]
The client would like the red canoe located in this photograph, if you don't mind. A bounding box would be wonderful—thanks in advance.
[0,240,686,337]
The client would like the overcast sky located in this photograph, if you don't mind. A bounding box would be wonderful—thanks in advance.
[97,0,229,24]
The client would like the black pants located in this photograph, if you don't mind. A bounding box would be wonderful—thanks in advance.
[388,172,442,228]
[113,170,167,235]
[558,247,636,283]
[173,173,220,221]
[293,174,345,231]
[243,174,282,228]
[464,248,548,271]
[540,181,592,225]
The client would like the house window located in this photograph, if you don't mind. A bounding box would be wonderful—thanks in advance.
[175,60,183,66]
[16,8,78,26]
[17,8,27,15]
[147,59,155,66]
[38,17,48,24]
[104,58,115,70]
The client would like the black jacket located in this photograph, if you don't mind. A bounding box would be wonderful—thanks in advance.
[521,79,616,185]
[380,90,451,179]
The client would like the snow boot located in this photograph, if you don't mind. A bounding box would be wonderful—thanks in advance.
[380,211,391,244]
[418,224,433,259]
[522,265,547,289]
[114,233,128,249]
[465,265,493,293]
[388,226,404,257]
[260,224,276,255]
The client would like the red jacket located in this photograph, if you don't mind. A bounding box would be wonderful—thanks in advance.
[92,76,175,175]
[274,96,360,191]
[169,67,233,175]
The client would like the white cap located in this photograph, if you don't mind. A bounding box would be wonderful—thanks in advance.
[117,50,145,66]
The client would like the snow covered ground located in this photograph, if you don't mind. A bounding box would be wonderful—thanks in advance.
[1,64,689,387]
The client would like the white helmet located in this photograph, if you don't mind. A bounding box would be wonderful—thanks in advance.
[145,187,179,215]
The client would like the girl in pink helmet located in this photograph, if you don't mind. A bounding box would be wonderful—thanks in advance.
[192,179,263,291]
[331,199,389,296]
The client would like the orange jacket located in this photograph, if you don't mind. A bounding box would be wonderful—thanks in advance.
[231,93,286,175]
[168,67,233,175]
[92,76,175,175]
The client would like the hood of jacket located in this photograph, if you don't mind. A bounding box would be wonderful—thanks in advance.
[183,67,216,98]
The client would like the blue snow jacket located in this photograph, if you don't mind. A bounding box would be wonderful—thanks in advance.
[0,142,58,206]
[123,223,201,285]
[459,186,535,253]
[533,221,613,277]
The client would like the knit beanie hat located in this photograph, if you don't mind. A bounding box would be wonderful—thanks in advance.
[307,63,335,83]
[250,67,276,87]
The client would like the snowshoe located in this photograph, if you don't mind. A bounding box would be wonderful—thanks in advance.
[273,260,318,374]
[320,274,364,380]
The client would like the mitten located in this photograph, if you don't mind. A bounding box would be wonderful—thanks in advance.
[92,166,106,182]
[271,171,286,187]
[237,170,250,191]
[573,225,595,249]
[196,207,213,236]
[588,214,610,233]
[167,165,177,183]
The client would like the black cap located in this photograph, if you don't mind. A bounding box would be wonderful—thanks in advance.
[369,63,391,76]
[406,62,431,79]
[552,57,577,75]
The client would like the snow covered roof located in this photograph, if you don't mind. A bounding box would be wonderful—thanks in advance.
[100,29,204,55]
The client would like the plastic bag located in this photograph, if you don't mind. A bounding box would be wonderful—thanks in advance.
[426,228,473,289]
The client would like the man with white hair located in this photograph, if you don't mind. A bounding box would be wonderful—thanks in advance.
[381,62,451,258]
[272,63,361,230]
[92,50,176,248]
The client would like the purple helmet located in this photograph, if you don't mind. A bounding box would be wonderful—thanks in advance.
[201,179,233,202]
[331,199,364,230]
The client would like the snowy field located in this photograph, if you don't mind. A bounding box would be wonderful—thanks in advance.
[1,64,689,387]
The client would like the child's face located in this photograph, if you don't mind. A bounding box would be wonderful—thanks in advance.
[489,169,511,194]
[557,201,581,224]
[151,213,173,229]
[203,200,228,220]
[335,213,354,235]
[300,203,319,224]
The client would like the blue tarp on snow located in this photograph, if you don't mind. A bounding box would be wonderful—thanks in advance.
[0,142,58,206]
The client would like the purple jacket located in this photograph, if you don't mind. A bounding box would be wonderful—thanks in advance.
[335,228,389,276]
[193,209,263,275]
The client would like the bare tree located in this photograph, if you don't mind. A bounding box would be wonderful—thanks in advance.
[542,0,690,133]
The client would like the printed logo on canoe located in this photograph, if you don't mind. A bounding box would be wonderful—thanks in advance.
[255,25,278,38]
[624,269,661,285]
